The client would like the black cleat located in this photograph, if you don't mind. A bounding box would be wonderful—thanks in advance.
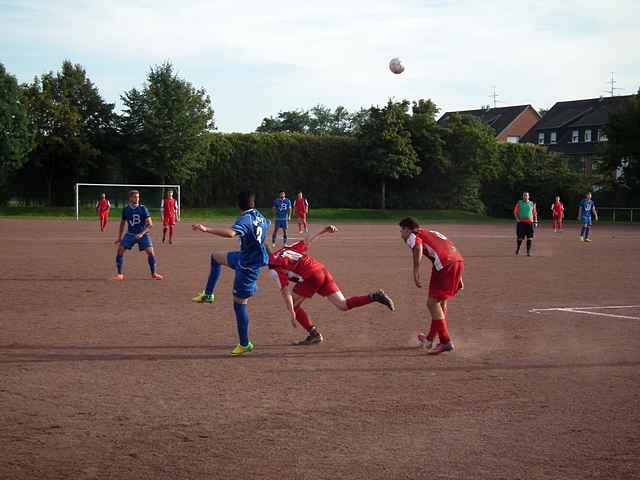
[371,289,395,311]
[293,332,324,345]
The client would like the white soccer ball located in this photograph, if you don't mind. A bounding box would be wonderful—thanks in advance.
[389,58,405,74]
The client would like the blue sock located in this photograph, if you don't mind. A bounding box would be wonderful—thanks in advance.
[205,255,222,295]
[283,234,288,244]
[233,302,250,347]
[116,255,123,274]
[585,226,591,239]
[147,255,156,274]
[580,226,586,237]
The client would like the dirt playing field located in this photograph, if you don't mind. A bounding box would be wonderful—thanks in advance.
[1,218,639,480]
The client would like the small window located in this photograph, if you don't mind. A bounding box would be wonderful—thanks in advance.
[550,131,557,144]
[572,130,579,143]
[538,132,545,145]
[507,136,519,143]
[598,129,608,142]
[585,129,592,142]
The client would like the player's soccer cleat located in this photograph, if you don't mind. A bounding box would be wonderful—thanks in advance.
[112,274,124,281]
[231,342,254,356]
[428,342,454,355]
[371,290,395,311]
[585,238,592,243]
[579,236,585,242]
[151,273,163,280]
[293,331,324,345]
[192,291,215,303]
[417,333,433,350]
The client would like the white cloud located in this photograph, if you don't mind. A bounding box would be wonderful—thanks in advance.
[2,0,639,131]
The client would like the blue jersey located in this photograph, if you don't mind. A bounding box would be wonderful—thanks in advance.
[580,199,596,218]
[231,209,271,268]
[122,204,150,235]
[273,198,292,220]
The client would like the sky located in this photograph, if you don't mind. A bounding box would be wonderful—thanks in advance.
[2,0,639,132]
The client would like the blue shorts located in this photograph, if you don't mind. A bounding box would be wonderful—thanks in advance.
[227,251,262,299]
[275,219,289,230]
[120,233,153,251]
[581,216,593,226]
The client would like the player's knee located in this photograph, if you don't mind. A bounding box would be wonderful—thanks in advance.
[233,297,249,305]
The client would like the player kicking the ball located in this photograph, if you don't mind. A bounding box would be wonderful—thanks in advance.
[399,217,464,355]
[191,191,271,356]
[113,190,163,280]
[269,225,395,345]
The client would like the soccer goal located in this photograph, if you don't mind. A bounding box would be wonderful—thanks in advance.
[74,183,181,220]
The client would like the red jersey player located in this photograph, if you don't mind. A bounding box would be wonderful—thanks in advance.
[550,196,565,233]
[161,190,178,244]
[269,225,395,345]
[96,193,111,232]
[399,217,464,355]
[293,191,309,234]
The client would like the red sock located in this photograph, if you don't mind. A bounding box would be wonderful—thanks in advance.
[438,318,451,344]
[294,307,315,331]
[169,226,174,241]
[346,295,372,310]
[427,319,439,341]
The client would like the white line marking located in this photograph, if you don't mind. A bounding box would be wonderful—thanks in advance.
[530,305,640,320]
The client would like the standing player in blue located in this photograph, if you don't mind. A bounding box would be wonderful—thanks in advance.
[272,190,292,247]
[191,191,271,356]
[578,191,598,242]
[113,190,163,280]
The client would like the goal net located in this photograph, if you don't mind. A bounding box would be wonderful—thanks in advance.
[75,183,181,220]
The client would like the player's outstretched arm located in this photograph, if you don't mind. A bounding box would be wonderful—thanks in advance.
[192,224,237,238]
[304,225,338,246]
[280,284,297,328]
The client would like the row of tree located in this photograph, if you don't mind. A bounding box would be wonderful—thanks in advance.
[2,60,637,213]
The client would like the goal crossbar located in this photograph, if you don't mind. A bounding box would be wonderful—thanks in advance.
[75,183,181,221]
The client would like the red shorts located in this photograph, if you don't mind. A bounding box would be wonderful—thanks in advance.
[429,261,464,301]
[99,212,109,218]
[293,268,339,298]
[552,213,563,219]
[296,213,307,222]
[163,216,177,226]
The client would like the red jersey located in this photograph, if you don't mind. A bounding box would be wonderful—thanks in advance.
[294,197,309,216]
[161,198,178,219]
[551,201,564,217]
[269,241,324,287]
[406,228,463,271]
[96,198,111,213]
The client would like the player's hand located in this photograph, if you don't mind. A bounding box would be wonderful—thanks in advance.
[414,273,422,288]
[289,312,297,328]
[459,278,464,291]
[136,233,144,240]
[192,223,207,232]
[114,239,121,245]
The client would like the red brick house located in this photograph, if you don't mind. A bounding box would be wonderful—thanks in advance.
[438,105,541,143]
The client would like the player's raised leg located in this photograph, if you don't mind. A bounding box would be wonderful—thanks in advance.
[192,251,229,303]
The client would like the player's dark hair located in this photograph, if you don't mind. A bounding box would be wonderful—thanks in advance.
[399,217,419,230]
[238,191,256,210]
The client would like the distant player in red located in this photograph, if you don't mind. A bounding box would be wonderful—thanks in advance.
[399,217,464,355]
[96,193,111,232]
[293,191,309,234]
[161,190,178,244]
[551,196,565,233]
[269,225,395,345]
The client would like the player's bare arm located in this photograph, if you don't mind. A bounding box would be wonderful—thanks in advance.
[593,206,598,221]
[191,224,237,238]
[114,219,126,244]
[280,283,297,328]
[304,225,338,246]
[136,217,153,239]
[412,243,423,288]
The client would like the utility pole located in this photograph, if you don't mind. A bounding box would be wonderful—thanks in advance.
[605,72,623,97]
[489,86,500,108]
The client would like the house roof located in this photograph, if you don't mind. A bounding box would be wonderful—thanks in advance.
[529,95,634,130]
[437,105,537,135]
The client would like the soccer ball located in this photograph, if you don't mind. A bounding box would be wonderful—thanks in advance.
[389,58,405,74]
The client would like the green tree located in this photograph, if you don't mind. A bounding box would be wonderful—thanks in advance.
[0,63,33,202]
[21,61,115,204]
[257,105,354,136]
[356,99,420,209]
[120,62,215,184]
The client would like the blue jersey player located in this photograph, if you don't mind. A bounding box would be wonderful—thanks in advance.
[272,191,292,247]
[192,191,271,356]
[113,190,163,280]
[578,191,598,242]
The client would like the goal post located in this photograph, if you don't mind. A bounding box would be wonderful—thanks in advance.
[75,183,181,221]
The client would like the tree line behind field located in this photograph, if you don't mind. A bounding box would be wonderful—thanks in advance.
[2,60,637,216]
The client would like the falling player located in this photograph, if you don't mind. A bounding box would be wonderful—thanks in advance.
[578,192,598,242]
[293,191,309,234]
[399,217,464,355]
[272,191,292,247]
[513,192,538,256]
[96,193,111,232]
[113,190,163,280]
[551,195,565,233]
[161,189,179,244]
[269,225,395,345]
[191,191,271,356]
